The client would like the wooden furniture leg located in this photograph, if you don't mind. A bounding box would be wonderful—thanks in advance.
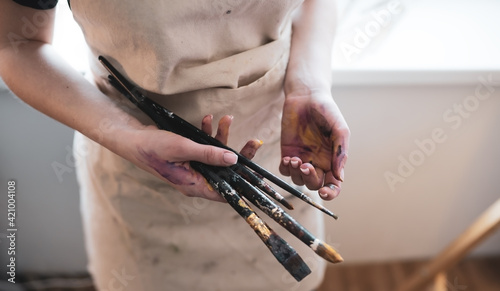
[431,272,447,291]
[398,198,500,291]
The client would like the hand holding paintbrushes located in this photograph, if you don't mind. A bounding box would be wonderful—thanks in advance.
[99,56,343,282]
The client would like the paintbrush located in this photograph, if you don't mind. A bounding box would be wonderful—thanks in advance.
[104,70,311,280]
[231,164,294,210]
[100,59,293,211]
[98,56,337,219]
[191,161,311,281]
[98,56,344,281]
[214,166,343,264]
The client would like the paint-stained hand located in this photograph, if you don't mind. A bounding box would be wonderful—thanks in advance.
[128,115,262,202]
[280,92,350,200]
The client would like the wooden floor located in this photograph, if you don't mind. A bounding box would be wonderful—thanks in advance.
[14,256,500,291]
[318,255,500,291]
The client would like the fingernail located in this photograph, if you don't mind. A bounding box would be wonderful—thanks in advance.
[290,160,299,168]
[340,168,345,182]
[327,184,340,198]
[300,167,310,175]
[319,191,329,198]
[223,152,238,164]
[283,157,290,166]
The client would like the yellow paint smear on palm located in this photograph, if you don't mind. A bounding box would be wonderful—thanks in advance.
[286,110,331,170]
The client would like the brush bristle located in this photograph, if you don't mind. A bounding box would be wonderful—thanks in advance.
[316,242,344,263]
[283,253,312,281]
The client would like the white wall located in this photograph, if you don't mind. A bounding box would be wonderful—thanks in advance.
[325,79,500,263]
[323,0,500,263]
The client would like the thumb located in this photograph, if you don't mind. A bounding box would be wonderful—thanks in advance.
[189,143,238,166]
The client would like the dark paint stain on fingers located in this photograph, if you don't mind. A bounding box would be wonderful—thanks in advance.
[336,145,342,157]
[240,139,263,160]
[138,148,196,186]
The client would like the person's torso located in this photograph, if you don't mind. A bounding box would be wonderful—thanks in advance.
[71,0,303,95]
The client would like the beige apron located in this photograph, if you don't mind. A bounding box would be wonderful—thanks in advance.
[71,1,326,290]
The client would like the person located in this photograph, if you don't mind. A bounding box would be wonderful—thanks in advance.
[0,0,350,290]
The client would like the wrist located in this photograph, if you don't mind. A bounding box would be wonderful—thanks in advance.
[284,73,332,99]
[82,108,148,158]
[284,60,332,96]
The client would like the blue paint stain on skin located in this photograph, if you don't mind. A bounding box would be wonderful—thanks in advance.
[138,148,196,186]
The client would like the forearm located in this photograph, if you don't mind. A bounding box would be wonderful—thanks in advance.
[0,42,144,153]
[280,1,349,199]
[285,0,337,95]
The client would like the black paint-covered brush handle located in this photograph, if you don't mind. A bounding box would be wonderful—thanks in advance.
[231,164,293,210]
[108,73,294,212]
[99,56,337,219]
[110,73,337,219]
[190,162,311,281]
[100,56,314,280]
[214,166,342,263]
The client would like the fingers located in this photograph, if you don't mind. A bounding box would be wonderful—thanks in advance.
[171,137,237,166]
[300,163,324,190]
[192,114,238,166]
[331,127,350,182]
[201,114,213,136]
[318,171,341,200]
[201,114,233,145]
[280,156,342,200]
[195,144,238,166]
[279,156,291,176]
[289,157,304,185]
[195,114,263,165]
[239,139,263,160]
[198,182,227,202]
[215,115,233,145]
[179,168,227,203]
[279,157,323,190]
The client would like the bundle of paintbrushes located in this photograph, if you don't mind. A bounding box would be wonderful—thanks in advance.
[99,56,343,281]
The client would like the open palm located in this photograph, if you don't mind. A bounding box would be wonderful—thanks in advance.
[280,93,350,199]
